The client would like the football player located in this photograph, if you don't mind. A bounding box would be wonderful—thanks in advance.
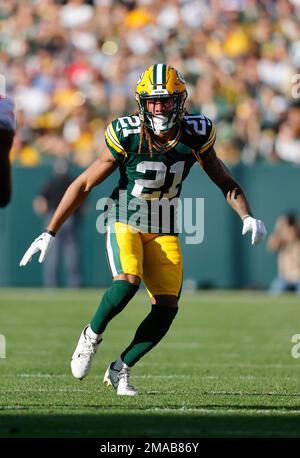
[0,96,15,207]
[20,64,267,395]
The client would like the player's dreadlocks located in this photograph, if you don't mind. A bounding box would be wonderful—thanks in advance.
[138,121,154,157]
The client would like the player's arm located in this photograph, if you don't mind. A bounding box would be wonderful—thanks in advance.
[46,147,117,234]
[200,148,267,245]
[201,148,251,219]
[20,147,118,266]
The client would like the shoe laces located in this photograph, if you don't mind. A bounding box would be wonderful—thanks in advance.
[80,336,98,357]
[119,366,135,389]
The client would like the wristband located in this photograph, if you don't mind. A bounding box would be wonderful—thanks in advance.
[242,214,251,221]
[46,229,56,237]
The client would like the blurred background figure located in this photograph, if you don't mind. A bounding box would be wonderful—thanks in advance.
[0,96,15,207]
[33,158,82,287]
[267,213,300,294]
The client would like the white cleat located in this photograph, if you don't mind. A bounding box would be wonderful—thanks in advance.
[103,362,138,396]
[71,325,102,380]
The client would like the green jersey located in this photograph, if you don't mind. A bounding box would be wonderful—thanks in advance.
[104,114,216,234]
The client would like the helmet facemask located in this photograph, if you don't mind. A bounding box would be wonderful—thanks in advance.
[136,92,187,135]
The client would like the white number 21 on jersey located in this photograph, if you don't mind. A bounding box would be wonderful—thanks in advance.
[131,161,185,200]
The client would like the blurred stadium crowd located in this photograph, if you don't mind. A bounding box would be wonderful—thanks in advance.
[1,0,300,167]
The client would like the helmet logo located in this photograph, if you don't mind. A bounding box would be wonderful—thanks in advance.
[176,71,185,83]
[137,72,144,85]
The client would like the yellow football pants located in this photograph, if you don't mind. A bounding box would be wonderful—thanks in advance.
[106,222,183,297]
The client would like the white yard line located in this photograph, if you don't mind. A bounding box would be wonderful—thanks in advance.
[1,405,300,415]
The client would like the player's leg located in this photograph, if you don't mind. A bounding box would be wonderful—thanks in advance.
[71,222,142,379]
[0,129,14,207]
[120,234,182,365]
[89,223,142,335]
[0,96,15,207]
[104,234,182,395]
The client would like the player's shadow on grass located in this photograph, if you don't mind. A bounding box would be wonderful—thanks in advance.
[1,412,300,438]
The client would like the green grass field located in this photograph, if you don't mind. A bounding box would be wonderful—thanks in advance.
[0,288,300,438]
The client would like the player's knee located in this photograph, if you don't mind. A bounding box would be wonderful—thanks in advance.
[151,303,179,333]
[152,295,178,307]
[113,274,141,286]
[110,278,140,303]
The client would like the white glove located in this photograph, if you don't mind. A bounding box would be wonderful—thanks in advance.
[242,216,267,246]
[19,232,54,266]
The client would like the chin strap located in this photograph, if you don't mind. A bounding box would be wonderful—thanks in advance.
[149,113,177,135]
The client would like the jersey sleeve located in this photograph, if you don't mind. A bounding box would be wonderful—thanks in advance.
[197,119,216,155]
[104,119,127,163]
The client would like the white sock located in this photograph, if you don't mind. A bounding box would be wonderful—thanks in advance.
[85,325,102,343]
[112,357,124,371]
